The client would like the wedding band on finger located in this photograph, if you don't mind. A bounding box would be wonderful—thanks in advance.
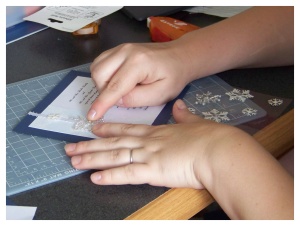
[129,149,133,164]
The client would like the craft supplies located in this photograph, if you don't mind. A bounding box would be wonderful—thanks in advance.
[147,16,200,42]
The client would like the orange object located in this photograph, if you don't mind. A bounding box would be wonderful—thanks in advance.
[72,19,101,36]
[147,16,200,42]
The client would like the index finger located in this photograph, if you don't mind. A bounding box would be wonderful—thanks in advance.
[87,64,145,120]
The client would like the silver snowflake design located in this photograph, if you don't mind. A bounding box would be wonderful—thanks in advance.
[71,117,104,131]
[268,98,283,106]
[225,88,253,102]
[195,91,221,105]
[201,109,230,123]
[46,113,61,120]
[188,107,196,114]
[242,107,258,116]
[28,111,104,132]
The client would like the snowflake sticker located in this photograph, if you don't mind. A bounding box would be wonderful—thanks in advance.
[195,91,221,105]
[242,107,258,116]
[225,88,253,102]
[188,107,196,114]
[268,98,283,106]
[202,109,230,123]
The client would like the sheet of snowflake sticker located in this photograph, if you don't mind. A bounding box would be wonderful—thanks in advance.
[168,75,266,125]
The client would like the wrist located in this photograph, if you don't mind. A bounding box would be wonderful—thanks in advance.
[192,125,248,190]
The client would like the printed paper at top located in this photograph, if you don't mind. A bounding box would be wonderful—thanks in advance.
[24,6,123,32]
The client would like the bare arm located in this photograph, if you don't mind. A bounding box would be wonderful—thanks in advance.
[66,99,294,219]
[196,122,294,219]
[88,6,294,120]
[173,6,294,81]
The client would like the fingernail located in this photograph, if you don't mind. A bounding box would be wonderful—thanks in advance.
[176,99,187,110]
[91,173,102,181]
[65,143,76,152]
[71,156,82,165]
[88,109,97,120]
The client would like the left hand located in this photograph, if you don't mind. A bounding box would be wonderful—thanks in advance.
[65,99,234,189]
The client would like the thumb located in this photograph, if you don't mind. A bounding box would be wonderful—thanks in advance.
[172,99,204,124]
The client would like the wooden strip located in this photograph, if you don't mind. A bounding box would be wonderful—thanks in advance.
[125,188,214,220]
[125,109,294,220]
[253,109,294,158]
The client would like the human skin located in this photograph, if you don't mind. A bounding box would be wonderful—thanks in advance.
[87,6,293,121]
[65,99,294,219]
[64,6,294,219]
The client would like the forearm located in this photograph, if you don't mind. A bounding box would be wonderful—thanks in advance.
[197,127,294,219]
[171,6,294,81]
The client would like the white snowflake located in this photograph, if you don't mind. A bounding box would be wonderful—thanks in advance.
[188,107,196,114]
[195,91,221,105]
[225,88,253,102]
[242,107,258,116]
[202,109,230,123]
[71,117,104,131]
[268,98,283,106]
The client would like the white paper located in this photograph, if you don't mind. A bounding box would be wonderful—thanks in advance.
[24,6,123,32]
[29,76,165,139]
[185,6,252,18]
[6,206,37,220]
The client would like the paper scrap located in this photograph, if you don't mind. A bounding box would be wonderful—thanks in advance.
[24,6,123,32]
[185,6,252,18]
[6,206,37,220]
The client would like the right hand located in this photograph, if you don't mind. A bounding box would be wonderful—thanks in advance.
[87,42,191,120]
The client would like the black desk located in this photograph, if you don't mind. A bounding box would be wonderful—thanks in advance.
[6,9,294,220]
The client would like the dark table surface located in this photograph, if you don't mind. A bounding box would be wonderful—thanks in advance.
[6,8,294,220]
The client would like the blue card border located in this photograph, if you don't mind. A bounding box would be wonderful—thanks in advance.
[14,70,187,143]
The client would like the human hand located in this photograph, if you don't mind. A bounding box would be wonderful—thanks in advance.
[87,42,191,120]
[65,99,238,189]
